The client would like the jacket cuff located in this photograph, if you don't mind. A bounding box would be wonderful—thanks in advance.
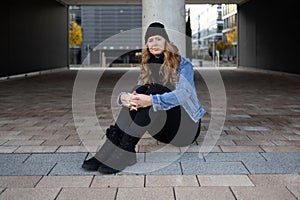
[117,92,127,106]
[151,94,162,111]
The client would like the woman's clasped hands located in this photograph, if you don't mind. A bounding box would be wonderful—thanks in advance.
[120,91,152,111]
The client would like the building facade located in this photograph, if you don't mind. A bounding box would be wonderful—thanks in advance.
[69,5,142,66]
[70,4,236,66]
[191,4,223,60]
[190,4,238,63]
[222,4,237,62]
[69,6,82,65]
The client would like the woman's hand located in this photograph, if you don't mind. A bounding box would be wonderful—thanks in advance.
[121,91,152,111]
[130,94,152,109]
[120,91,139,111]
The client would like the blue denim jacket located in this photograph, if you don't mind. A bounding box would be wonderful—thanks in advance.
[150,56,206,123]
[117,56,206,123]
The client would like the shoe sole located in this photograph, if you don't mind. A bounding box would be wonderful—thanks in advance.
[98,160,137,174]
[82,164,100,171]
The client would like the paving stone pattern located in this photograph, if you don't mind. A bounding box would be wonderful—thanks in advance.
[0,68,299,199]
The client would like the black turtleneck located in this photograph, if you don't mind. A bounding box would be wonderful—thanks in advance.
[148,54,174,90]
[148,54,164,85]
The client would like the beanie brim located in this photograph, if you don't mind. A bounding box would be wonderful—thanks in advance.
[145,22,170,44]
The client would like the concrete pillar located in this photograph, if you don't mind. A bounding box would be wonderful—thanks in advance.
[142,0,186,56]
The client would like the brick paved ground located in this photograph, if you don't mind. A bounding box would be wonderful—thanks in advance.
[0,67,299,199]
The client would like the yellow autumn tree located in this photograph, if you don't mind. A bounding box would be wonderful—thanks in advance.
[208,40,233,59]
[226,27,237,43]
[69,21,82,47]
[216,40,233,52]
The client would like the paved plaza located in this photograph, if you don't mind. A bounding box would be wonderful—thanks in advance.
[0,67,299,199]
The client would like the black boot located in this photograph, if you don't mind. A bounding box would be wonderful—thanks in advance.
[97,132,140,174]
[81,156,103,171]
[82,125,124,171]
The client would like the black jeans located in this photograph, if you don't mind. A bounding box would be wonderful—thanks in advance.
[115,83,201,147]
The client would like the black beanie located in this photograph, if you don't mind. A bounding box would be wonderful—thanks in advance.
[144,22,170,44]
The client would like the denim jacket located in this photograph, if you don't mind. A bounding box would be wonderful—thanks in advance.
[117,56,206,123]
[150,56,206,123]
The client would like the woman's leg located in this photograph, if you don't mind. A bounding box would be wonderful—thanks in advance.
[98,84,173,174]
[82,125,122,170]
[149,107,201,147]
[115,83,172,138]
[114,83,201,146]
[83,85,146,170]
[84,84,201,171]
[98,104,200,174]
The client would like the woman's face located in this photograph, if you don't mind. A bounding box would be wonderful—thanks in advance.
[147,35,166,56]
